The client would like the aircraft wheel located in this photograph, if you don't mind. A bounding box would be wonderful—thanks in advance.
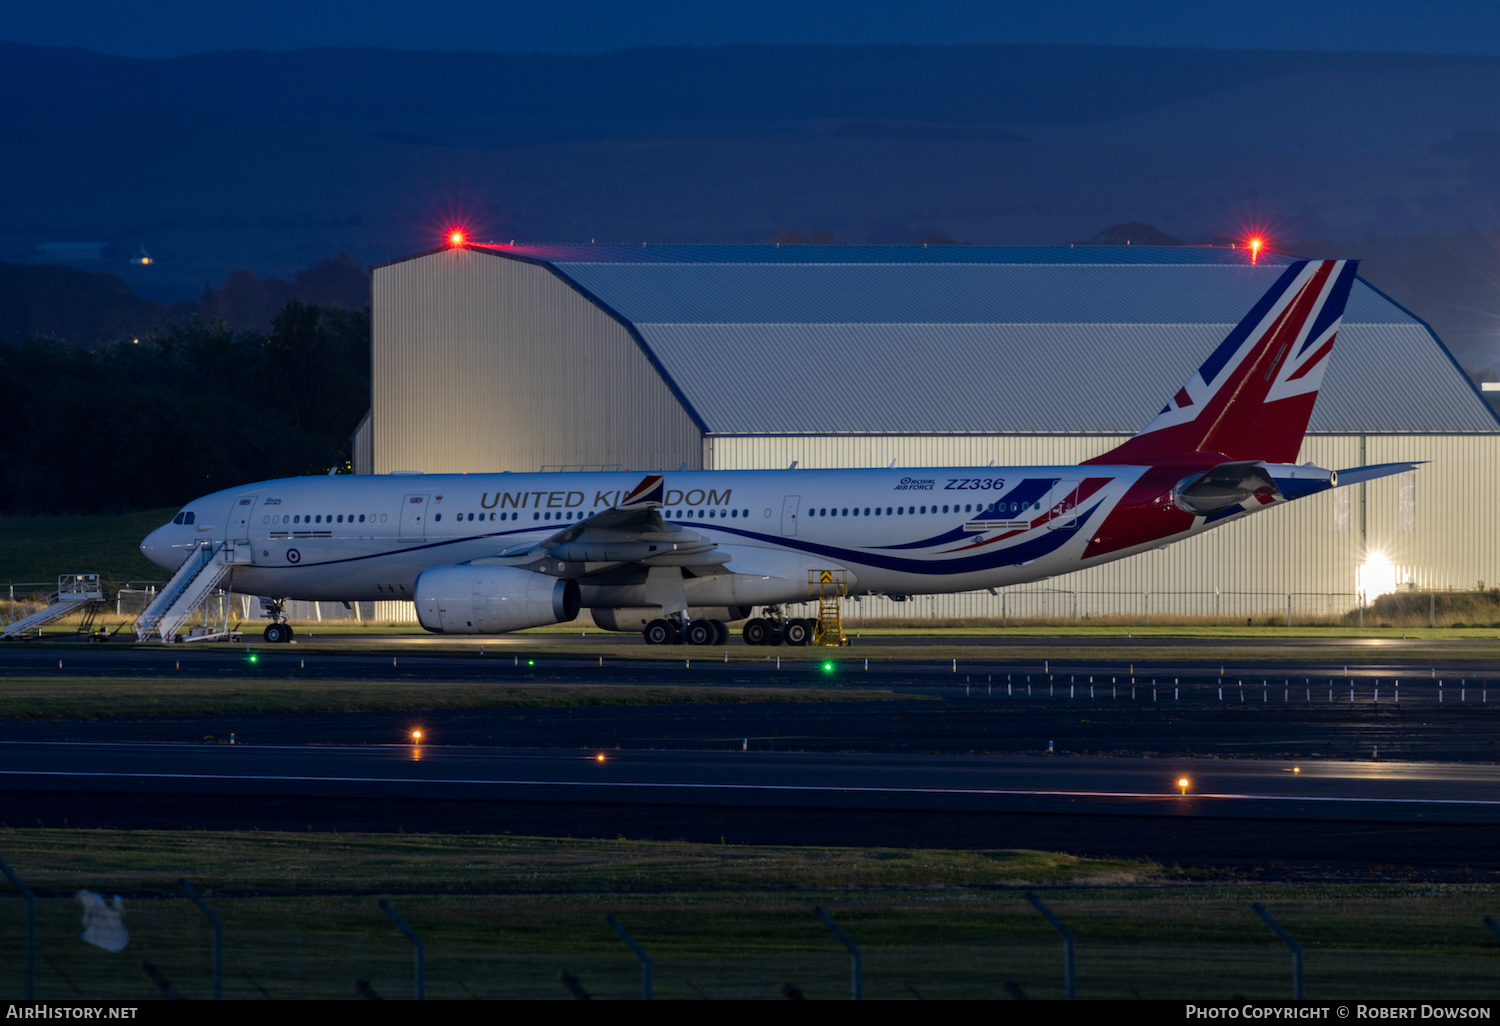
[710,620,729,646]
[742,618,770,645]
[684,619,716,646]
[263,623,290,643]
[643,619,677,645]
[783,620,811,646]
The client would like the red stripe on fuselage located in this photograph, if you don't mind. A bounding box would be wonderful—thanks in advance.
[1081,465,1198,559]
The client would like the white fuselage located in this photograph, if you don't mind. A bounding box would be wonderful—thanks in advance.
[139,464,1252,610]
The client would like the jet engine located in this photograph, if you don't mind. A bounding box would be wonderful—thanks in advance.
[1172,462,1335,516]
[415,565,580,634]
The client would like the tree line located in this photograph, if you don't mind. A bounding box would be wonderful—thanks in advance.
[0,302,370,515]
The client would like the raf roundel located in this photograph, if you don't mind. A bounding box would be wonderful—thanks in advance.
[286,548,301,564]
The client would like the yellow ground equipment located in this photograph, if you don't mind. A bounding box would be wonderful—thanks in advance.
[807,569,850,646]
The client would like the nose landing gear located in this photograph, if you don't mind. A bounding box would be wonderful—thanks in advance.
[260,598,294,643]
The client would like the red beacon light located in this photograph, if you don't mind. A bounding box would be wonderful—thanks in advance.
[1247,236,1265,264]
[448,229,467,248]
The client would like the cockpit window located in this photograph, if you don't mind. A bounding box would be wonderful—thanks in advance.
[173,512,196,525]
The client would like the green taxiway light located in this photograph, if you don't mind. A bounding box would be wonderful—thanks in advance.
[248,654,258,663]
[528,660,535,666]
[823,662,835,672]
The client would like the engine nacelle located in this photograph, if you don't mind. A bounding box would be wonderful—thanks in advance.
[415,565,580,634]
[1172,461,1335,516]
[591,606,753,633]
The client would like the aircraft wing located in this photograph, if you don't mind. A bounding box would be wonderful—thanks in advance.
[487,504,729,573]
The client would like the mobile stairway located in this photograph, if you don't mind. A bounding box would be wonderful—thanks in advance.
[1,575,105,639]
[133,541,251,643]
[808,569,851,647]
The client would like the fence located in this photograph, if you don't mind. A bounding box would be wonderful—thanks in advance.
[839,589,1371,626]
[2,873,1498,1000]
[104,590,413,626]
[1,584,419,630]
[5,583,1480,632]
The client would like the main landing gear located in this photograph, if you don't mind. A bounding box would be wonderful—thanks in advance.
[740,607,816,647]
[642,617,729,646]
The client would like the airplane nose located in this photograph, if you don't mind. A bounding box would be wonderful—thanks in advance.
[139,525,177,571]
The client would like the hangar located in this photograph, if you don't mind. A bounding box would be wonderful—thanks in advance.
[358,243,1500,623]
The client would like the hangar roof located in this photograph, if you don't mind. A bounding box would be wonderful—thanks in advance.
[461,244,1499,436]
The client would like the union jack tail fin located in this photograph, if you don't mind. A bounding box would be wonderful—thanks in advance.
[1085,259,1359,466]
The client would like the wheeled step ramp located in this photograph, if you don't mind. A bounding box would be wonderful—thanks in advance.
[133,542,251,643]
[1,575,104,639]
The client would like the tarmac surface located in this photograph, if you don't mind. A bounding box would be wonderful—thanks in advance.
[3,636,1500,874]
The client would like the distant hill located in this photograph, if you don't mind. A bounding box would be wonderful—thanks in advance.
[0,262,176,347]
[0,252,368,346]
[198,252,370,331]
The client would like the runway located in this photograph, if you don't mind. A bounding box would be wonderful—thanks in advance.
[5,739,1500,822]
[8,736,1500,876]
[5,639,1500,872]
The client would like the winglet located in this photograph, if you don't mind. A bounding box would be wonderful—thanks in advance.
[619,474,665,507]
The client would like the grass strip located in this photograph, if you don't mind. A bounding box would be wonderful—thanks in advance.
[0,508,175,586]
[0,828,1149,893]
[232,636,1500,665]
[0,677,920,720]
[0,830,1497,1000]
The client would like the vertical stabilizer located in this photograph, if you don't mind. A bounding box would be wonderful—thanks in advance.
[1086,259,1359,466]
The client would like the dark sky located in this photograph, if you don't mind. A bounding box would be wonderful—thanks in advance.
[8,0,1499,57]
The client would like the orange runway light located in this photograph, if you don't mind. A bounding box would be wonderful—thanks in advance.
[1178,777,1190,796]
[411,729,423,743]
[596,753,606,762]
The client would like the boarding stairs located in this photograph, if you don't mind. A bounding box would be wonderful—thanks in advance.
[808,569,850,647]
[133,541,251,644]
[1,575,105,639]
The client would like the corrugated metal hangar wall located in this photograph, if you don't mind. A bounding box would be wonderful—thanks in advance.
[367,244,1500,621]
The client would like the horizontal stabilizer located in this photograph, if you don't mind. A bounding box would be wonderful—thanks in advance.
[1333,462,1424,487]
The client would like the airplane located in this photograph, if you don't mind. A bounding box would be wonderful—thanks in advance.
[140,258,1415,646]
